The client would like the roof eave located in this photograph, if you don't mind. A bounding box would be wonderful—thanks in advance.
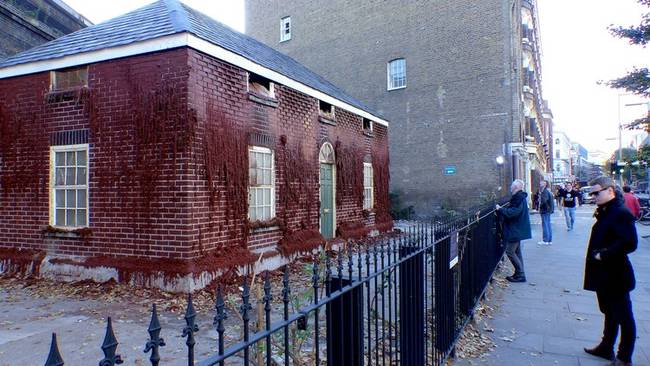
[0,33,189,80]
[0,32,388,127]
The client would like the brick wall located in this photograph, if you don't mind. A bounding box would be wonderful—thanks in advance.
[246,0,519,213]
[0,0,88,59]
[0,49,194,260]
[0,47,390,266]
[186,48,390,256]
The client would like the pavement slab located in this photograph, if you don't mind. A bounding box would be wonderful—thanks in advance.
[454,205,650,366]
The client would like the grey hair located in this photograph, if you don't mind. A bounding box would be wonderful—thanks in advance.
[588,176,616,189]
[511,179,525,190]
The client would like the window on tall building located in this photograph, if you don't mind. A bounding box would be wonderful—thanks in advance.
[363,163,373,210]
[51,145,89,227]
[555,138,560,145]
[51,66,88,91]
[280,16,291,42]
[556,150,560,159]
[387,58,406,90]
[249,146,275,221]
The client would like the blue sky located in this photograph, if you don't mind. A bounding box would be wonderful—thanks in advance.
[537,0,650,154]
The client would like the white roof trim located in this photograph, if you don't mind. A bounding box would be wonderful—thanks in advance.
[0,33,189,79]
[186,35,388,126]
[0,32,388,127]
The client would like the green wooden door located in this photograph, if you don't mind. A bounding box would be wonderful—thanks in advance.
[320,163,334,239]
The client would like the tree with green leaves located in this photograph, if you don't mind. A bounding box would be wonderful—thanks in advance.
[606,0,650,130]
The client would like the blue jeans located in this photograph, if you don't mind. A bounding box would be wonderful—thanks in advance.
[541,213,552,242]
[564,207,576,229]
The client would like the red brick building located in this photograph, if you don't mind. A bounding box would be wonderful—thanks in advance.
[0,0,391,290]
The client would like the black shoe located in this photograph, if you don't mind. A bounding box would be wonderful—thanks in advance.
[606,359,632,366]
[506,275,526,283]
[583,345,614,361]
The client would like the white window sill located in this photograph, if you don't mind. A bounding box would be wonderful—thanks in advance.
[251,226,281,234]
[43,225,92,238]
[387,85,406,91]
[319,116,336,126]
[248,92,279,108]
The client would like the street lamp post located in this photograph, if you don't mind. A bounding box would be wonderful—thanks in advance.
[618,94,623,186]
[616,94,649,186]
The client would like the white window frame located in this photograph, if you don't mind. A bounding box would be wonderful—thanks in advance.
[248,146,275,221]
[363,163,374,210]
[50,144,89,228]
[387,58,406,90]
[280,16,292,42]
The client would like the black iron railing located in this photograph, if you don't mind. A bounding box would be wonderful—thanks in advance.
[43,200,506,366]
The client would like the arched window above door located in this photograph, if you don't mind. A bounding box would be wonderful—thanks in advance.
[319,142,335,164]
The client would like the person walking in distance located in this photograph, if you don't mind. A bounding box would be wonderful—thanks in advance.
[562,182,579,231]
[538,180,554,245]
[496,179,532,283]
[583,177,638,366]
[555,185,564,214]
[622,186,641,219]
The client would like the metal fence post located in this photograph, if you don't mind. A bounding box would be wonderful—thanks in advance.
[435,235,455,357]
[399,243,424,366]
[326,275,363,366]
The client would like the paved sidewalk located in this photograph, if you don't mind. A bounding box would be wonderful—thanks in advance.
[456,205,650,366]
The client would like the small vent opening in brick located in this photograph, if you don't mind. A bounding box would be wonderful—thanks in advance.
[363,118,373,131]
[51,66,88,91]
[319,100,334,119]
[248,72,275,98]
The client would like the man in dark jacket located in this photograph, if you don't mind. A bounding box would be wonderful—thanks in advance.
[496,179,532,282]
[538,180,554,245]
[583,176,637,366]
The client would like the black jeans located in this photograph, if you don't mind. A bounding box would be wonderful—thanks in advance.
[505,240,525,278]
[596,290,636,363]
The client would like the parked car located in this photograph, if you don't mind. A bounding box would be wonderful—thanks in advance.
[633,180,648,194]
[581,186,594,204]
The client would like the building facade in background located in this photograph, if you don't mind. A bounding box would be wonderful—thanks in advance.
[553,130,572,183]
[246,0,553,213]
[0,0,91,59]
[571,143,592,184]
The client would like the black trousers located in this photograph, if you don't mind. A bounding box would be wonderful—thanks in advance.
[596,290,636,363]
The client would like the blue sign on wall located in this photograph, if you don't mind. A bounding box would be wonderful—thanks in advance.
[443,165,456,175]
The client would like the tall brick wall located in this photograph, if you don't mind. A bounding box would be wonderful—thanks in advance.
[246,0,520,214]
[0,0,89,59]
[0,47,390,267]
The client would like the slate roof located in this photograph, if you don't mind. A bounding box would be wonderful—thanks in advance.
[0,0,383,121]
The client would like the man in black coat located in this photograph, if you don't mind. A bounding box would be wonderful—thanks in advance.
[496,179,532,283]
[583,176,637,366]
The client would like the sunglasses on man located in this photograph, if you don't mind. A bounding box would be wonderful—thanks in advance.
[589,187,610,197]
